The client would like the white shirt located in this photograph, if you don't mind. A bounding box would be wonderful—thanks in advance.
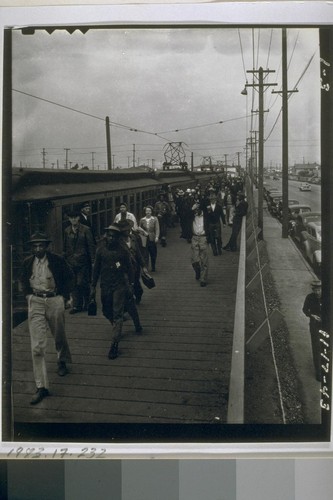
[210,202,216,211]
[193,214,205,236]
[30,255,56,292]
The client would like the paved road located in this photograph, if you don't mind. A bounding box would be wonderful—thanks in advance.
[266,178,321,212]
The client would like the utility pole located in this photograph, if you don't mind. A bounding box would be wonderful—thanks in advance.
[133,144,136,168]
[42,148,47,168]
[191,152,194,172]
[246,68,277,238]
[105,116,112,170]
[112,155,115,169]
[272,28,298,238]
[91,152,95,170]
[236,151,241,171]
[127,156,130,168]
[224,153,228,166]
[64,148,70,170]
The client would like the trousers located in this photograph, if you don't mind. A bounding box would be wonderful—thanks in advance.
[28,294,72,389]
[191,235,208,282]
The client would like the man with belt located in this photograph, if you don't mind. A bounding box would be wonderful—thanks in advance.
[20,232,74,405]
[190,202,209,287]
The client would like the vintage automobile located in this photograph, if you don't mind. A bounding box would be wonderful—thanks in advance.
[266,192,283,212]
[301,220,322,275]
[299,182,312,191]
[289,209,320,241]
[275,199,300,219]
[264,186,280,200]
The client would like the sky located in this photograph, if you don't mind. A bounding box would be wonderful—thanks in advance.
[11,26,320,171]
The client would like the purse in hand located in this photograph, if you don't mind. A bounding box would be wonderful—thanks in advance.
[87,297,97,316]
[141,269,156,289]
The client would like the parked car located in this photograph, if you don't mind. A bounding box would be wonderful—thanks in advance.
[299,182,312,191]
[267,192,282,212]
[290,210,321,241]
[276,199,300,219]
[264,186,280,200]
[301,220,322,275]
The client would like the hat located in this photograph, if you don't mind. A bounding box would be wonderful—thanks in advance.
[28,231,52,244]
[104,224,121,233]
[208,187,215,192]
[237,193,246,200]
[178,190,184,196]
[117,220,132,232]
[67,208,81,217]
[119,202,128,208]
[145,205,154,212]
[311,280,322,289]
[81,202,90,209]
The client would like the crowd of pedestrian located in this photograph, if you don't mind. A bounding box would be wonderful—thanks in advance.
[20,173,249,404]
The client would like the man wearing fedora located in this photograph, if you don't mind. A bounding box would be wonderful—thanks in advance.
[20,232,75,404]
[90,224,136,360]
[63,208,96,314]
[302,280,322,381]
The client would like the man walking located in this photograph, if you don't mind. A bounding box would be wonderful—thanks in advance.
[204,187,226,256]
[90,224,136,360]
[20,232,74,404]
[63,208,96,313]
[190,202,209,287]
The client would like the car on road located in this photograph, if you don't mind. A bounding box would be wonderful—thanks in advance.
[301,220,322,275]
[267,192,283,212]
[299,182,312,191]
[290,210,321,241]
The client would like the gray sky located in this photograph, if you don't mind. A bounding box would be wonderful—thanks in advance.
[12,27,320,170]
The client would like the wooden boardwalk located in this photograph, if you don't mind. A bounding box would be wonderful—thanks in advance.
[12,224,240,425]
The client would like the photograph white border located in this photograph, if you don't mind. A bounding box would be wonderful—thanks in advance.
[1,1,333,458]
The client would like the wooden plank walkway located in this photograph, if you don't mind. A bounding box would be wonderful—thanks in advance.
[12,224,240,424]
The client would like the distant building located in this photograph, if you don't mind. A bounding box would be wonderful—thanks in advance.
[291,162,321,178]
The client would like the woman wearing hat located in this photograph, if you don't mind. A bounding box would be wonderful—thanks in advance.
[139,205,160,272]
[20,232,75,404]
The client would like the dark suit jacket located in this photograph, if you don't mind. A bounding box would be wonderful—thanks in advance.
[203,201,226,225]
[21,251,75,300]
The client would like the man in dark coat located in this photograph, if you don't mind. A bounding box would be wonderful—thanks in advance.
[302,280,322,381]
[154,191,170,247]
[90,224,137,360]
[63,208,96,313]
[20,232,74,404]
[203,187,226,256]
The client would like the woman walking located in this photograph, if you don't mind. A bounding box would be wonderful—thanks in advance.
[139,205,160,272]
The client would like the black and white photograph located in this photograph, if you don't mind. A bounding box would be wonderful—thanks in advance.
[1,6,332,451]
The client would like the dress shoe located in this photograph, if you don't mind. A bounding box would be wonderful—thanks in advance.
[30,387,49,405]
[57,361,69,377]
[135,325,143,334]
[69,307,82,315]
[108,342,119,360]
[200,281,207,287]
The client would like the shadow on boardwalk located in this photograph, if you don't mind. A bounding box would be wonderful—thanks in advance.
[12,225,240,424]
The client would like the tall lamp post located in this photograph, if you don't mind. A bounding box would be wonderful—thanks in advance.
[243,68,277,238]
